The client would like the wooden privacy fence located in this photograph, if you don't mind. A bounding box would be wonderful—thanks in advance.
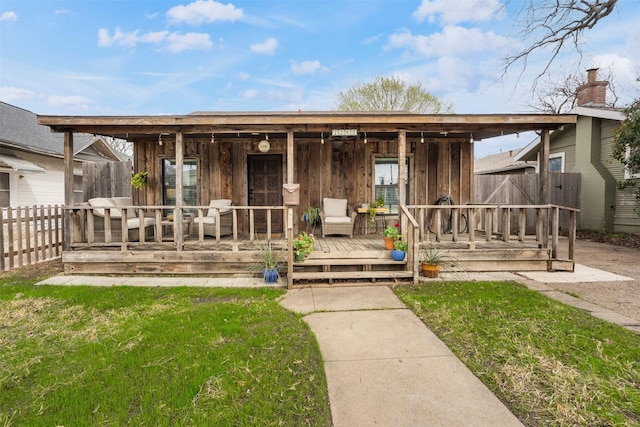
[1,205,63,271]
[475,173,581,234]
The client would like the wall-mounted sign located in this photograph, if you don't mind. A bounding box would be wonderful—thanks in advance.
[258,139,270,152]
[331,129,358,137]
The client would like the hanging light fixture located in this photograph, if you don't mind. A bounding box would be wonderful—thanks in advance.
[211,132,215,144]
[158,134,163,146]
[321,132,324,144]
[470,133,474,144]
[364,132,367,144]
[420,132,424,144]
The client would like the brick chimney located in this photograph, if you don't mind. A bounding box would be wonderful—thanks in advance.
[576,68,608,107]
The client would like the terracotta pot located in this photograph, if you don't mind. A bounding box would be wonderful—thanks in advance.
[421,263,440,278]
[383,236,395,250]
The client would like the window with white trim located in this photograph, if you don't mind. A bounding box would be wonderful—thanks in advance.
[549,152,565,172]
[0,172,9,207]
[624,145,640,179]
[374,158,409,213]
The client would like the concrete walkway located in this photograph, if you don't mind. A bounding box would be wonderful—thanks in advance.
[280,286,524,427]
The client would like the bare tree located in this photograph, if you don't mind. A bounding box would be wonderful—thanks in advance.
[505,0,618,83]
[527,68,619,113]
[104,137,133,158]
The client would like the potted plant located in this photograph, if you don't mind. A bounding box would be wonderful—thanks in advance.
[383,223,400,249]
[255,240,283,283]
[292,232,314,262]
[391,238,407,261]
[131,171,148,189]
[301,206,320,233]
[420,245,457,278]
[366,197,386,227]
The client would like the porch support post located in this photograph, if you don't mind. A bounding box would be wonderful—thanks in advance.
[539,129,550,249]
[63,132,73,250]
[286,130,294,289]
[175,131,184,250]
[398,129,407,212]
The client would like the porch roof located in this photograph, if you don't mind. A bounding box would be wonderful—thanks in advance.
[37,111,576,144]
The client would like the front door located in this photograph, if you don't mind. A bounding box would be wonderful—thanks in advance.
[248,155,283,233]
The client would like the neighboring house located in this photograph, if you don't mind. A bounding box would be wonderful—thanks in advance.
[474,150,536,175]
[514,69,639,234]
[0,102,123,208]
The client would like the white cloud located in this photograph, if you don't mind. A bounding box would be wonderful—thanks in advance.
[167,0,244,25]
[250,37,278,55]
[386,26,513,58]
[413,0,503,24]
[0,86,36,102]
[47,95,94,110]
[98,28,212,52]
[165,32,213,52]
[241,89,259,99]
[54,9,72,15]
[290,60,327,75]
[238,72,250,80]
[0,11,17,21]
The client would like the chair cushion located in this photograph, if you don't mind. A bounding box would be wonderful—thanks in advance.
[112,197,137,218]
[324,216,352,224]
[193,216,216,225]
[126,217,154,229]
[323,198,347,218]
[207,199,232,217]
[88,197,117,217]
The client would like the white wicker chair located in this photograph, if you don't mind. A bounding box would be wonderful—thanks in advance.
[320,197,356,238]
[191,199,233,237]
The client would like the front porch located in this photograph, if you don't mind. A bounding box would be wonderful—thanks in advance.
[62,203,577,287]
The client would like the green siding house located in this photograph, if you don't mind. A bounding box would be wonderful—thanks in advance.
[516,85,639,234]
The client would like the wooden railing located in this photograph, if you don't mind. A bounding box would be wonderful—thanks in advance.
[66,205,289,251]
[406,204,578,261]
[1,205,63,271]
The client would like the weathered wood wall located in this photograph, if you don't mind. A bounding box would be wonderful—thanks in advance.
[133,135,473,232]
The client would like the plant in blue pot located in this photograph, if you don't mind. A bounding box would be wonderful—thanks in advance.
[391,238,407,261]
[255,240,283,283]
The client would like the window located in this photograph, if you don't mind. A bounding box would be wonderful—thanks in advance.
[0,172,9,207]
[549,152,565,172]
[374,158,409,213]
[624,145,640,179]
[163,158,198,212]
[73,174,84,203]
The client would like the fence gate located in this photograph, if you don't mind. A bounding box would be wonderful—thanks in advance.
[475,173,581,235]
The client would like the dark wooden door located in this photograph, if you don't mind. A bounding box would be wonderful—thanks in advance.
[248,155,283,233]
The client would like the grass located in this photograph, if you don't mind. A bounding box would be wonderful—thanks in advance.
[394,281,640,427]
[0,267,331,426]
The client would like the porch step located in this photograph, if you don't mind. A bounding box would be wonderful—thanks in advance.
[291,270,414,286]
[295,258,406,267]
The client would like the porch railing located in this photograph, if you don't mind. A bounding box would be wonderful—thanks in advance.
[406,204,578,261]
[1,205,63,271]
[66,205,289,250]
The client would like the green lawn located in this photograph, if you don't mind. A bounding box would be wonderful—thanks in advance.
[395,281,640,427]
[0,271,331,426]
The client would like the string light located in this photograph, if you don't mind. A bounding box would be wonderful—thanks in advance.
[211,132,215,144]
[158,134,163,146]
[420,132,424,144]
[321,132,324,144]
[470,133,474,144]
[364,132,367,144]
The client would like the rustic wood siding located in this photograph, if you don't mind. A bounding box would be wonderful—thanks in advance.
[134,135,473,233]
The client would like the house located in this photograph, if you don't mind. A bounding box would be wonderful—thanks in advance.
[0,102,123,208]
[514,69,639,234]
[37,111,577,285]
[474,150,536,175]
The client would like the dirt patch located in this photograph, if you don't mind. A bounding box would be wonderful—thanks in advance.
[577,230,640,249]
[550,238,640,323]
[0,258,64,281]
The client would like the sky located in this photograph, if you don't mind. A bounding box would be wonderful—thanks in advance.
[1,0,639,158]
